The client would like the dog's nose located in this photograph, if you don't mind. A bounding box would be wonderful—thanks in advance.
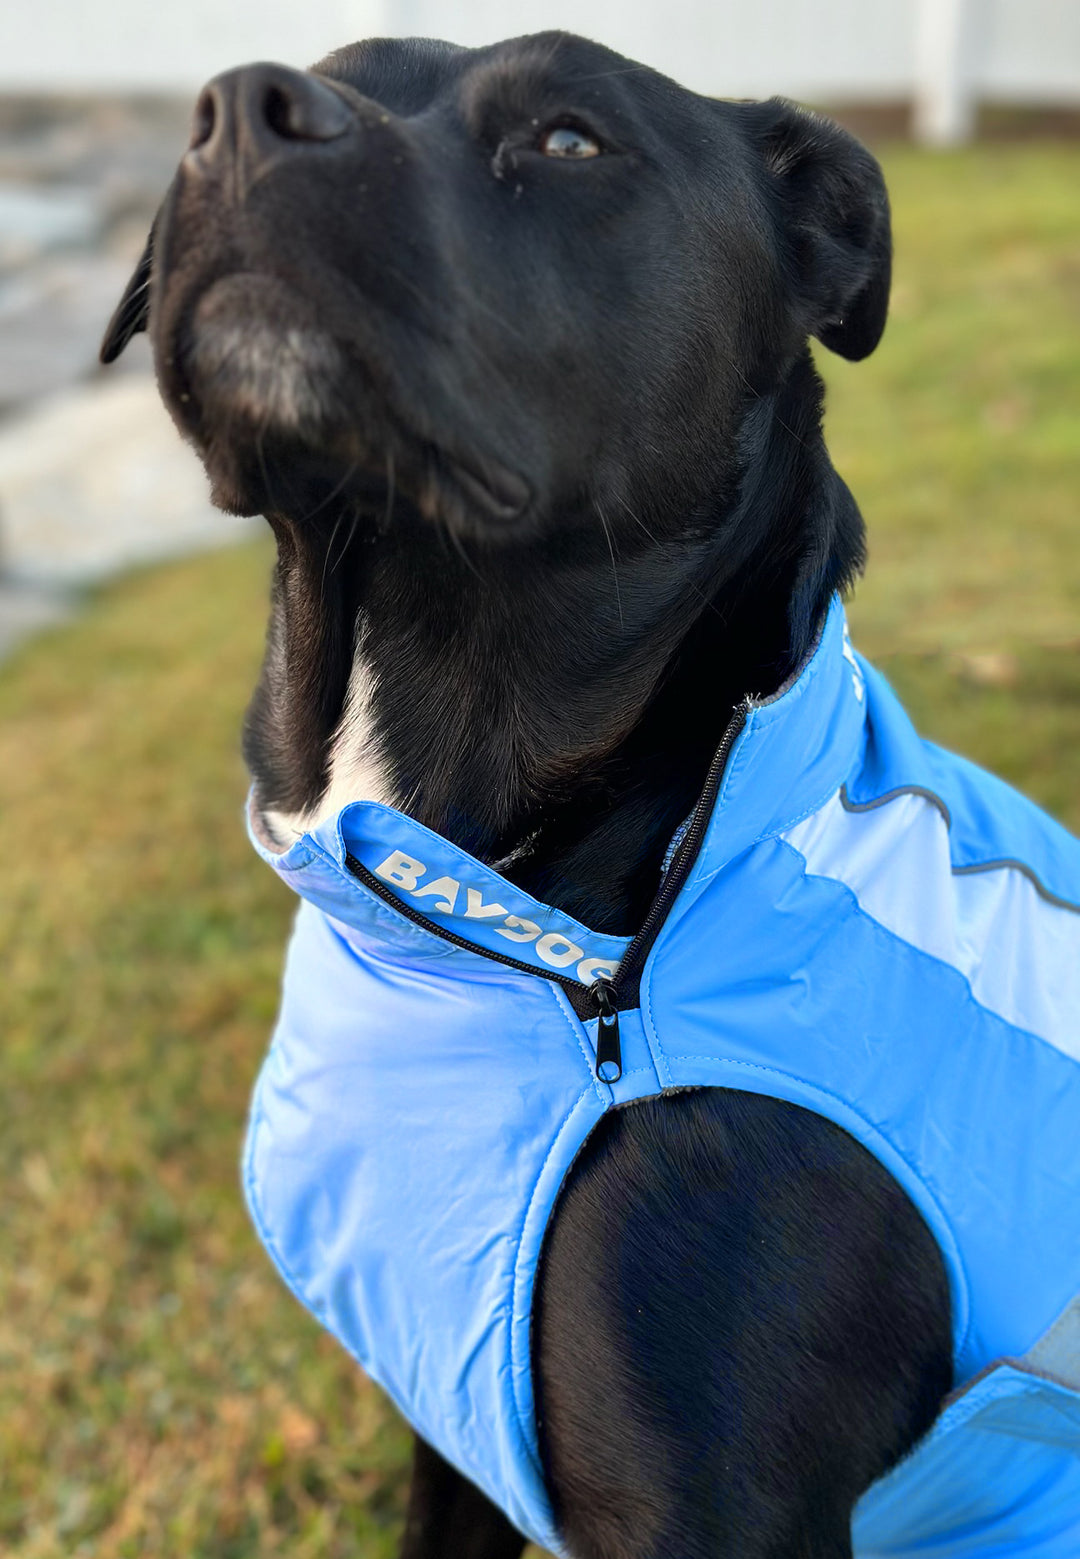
[187,63,352,176]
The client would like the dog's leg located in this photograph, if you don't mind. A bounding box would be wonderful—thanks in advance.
[400,1434,527,1559]
[535,1090,953,1559]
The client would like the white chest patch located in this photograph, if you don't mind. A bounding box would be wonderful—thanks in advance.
[261,653,396,848]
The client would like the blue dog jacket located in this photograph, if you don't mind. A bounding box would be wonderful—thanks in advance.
[244,597,1080,1556]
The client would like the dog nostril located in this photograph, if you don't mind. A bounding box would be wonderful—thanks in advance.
[190,87,217,150]
[187,66,352,162]
[263,84,295,140]
[257,74,351,143]
[190,87,222,152]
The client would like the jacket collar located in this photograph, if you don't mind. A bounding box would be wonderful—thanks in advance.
[248,787,631,984]
[688,593,866,886]
[248,594,865,973]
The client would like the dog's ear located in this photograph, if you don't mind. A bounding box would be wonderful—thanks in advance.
[743,99,891,361]
[99,218,156,364]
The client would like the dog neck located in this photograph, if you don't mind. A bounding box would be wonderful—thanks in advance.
[248,352,865,935]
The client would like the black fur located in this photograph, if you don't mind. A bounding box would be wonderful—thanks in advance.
[103,31,953,1556]
[537,1093,951,1559]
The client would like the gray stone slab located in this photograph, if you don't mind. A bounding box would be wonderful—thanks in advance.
[0,96,257,663]
[0,250,144,411]
[0,374,256,591]
[0,94,190,211]
[0,180,103,263]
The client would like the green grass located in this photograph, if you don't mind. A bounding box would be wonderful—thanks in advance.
[2,141,1079,1557]
[825,144,1080,663]
[1,546,414,1558]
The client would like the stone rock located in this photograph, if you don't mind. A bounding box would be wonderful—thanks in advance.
[0,97,251,663]
[0,94,190,217]
[0,250,146,411]
[0,179,103,265]
[0,96,189,410]
[0,373,255,590]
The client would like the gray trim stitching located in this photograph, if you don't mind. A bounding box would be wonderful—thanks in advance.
[839,784,1080,916]
[839,782,952,829]
[953,859,1080,915]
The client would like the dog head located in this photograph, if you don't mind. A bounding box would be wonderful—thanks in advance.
[102,31,889,541]
[102,33,890,875]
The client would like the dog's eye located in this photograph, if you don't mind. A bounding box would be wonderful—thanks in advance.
[539,124,601,159]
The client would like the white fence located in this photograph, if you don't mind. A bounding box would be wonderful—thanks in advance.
[2,0,1078,141]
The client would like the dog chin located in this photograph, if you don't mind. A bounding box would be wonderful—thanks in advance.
[179,271,343,431]
[188,321,343,437]
[175,275,534,531]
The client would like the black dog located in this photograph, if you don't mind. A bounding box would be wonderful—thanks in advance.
[102,32,953,1558]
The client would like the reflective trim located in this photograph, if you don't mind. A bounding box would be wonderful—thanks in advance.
[785,789,1080,1061]
[840,784,1080,914]
[953,858,1080,916]
[840,781,952,829]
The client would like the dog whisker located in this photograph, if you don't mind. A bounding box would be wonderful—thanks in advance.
[719,352,813,453]
[330,504,363,577]
[253,417,280,514]
[302,455,360,527]
[610,492,725,620]
[595,500,624,631]
[444,509,485,581]
[318,505,348,598]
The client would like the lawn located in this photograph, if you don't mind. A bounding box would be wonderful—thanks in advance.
[2,141,1078,1558]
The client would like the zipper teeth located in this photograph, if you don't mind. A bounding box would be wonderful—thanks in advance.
[342,701,749,1007]
[343,852,589,995]
[610,702,749,996]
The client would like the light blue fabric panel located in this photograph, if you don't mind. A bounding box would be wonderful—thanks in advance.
[243,897,606,1550]
[781,787,1080,1062]
[853,1365,1080,1557]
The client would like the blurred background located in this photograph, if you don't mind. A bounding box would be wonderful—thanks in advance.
[1,3,1078,1556]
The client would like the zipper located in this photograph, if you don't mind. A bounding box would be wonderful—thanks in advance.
[605,700,750,1007]
[342,849,601,997]
[342,700,749,1086]
[592,978,622,1084]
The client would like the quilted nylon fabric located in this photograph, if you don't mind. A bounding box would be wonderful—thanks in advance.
[244,597,1080,1555]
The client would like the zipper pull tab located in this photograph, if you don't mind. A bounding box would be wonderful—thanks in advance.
[591,979,622,1084]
